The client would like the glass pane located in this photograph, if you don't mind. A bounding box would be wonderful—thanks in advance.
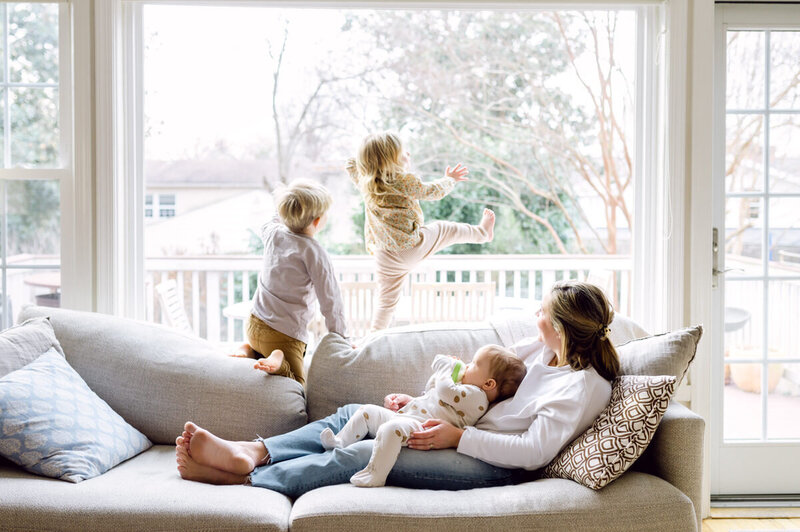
[0,88,5,168]
[770,31,800,110]
[10,87,59,166]
[725,197,763,262]
[768,198,800,273]
[725,280,762,357]
[767,364,800,440]
[0,5,5,83]
[726,114,763,192]
[5,179,61,258]
[725,362,763,440]
[727,31,765,110]
[8,3,59,84]
[769,114,800,194]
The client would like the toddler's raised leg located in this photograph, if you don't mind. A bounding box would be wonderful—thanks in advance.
[320,404,394,450]
[350,417,422,487]
[421,209,495,258]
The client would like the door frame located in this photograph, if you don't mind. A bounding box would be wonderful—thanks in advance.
[711,2,800,498]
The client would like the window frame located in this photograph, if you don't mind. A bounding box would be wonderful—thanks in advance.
[95,0,687,333]
[0,1,74,329]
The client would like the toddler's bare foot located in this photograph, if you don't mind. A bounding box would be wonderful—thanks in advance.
[176,445,248,485]
[183,421,267,475]
[479,208,495,242]
[254,349,284,374]
[229,343,255,358]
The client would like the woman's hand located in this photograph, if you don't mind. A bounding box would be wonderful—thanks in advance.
[407,419,464,450]
[384,393,413,412]
[445,163,469,182]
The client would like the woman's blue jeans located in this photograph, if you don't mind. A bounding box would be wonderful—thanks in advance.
[249,404,527,498]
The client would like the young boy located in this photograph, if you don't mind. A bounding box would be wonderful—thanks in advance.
[319,344,527,487]
[234,179,347,386]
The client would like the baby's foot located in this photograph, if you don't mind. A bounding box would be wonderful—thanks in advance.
[350,465,385,487]
[479,208,495,242]
[254,349,284,374]
[320,428,343,450]
[183,421,259,476]
[176,444,247,485]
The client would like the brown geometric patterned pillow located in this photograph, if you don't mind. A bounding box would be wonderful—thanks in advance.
[542,375,676,490]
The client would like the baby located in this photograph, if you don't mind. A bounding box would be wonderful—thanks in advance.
[320,344,527,487]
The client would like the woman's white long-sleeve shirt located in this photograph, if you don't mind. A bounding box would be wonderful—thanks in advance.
[456,337,611,470]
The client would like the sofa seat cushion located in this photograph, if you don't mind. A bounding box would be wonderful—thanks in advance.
[0,446,291,531]
[289,471,696,532]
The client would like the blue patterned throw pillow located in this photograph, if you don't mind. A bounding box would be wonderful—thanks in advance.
[0,348,152,482]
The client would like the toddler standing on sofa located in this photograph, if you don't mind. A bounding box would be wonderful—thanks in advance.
[234,179,347,386]
[319,344,527,487]
[347,131,496,331]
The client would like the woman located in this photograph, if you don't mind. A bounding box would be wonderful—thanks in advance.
[175,280,620,497]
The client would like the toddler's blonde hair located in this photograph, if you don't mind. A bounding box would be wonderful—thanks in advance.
[356,131,405,196]
[275,179,332,234]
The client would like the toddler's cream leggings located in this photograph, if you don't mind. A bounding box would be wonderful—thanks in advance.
[371,220,489,330]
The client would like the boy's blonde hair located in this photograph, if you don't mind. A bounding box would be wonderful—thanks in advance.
[275,179,333,233]
[356,131,405,196]
[478,344,527,402]
[547,280,620,382]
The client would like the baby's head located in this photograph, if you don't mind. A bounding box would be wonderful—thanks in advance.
[462,344,527,403]
[275,179,332,235]
[356,131,405,181]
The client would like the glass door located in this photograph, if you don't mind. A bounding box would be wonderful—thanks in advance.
[713,4,800,496]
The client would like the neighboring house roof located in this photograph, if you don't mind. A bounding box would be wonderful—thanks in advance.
[145,159,277,188]
[145,189,274,256]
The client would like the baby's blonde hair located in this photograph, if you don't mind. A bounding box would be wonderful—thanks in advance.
[275,179,332,233]
[355,131,405,196]
[478,344,527,402]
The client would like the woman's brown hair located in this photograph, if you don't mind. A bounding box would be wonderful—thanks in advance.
[547,280,620,381]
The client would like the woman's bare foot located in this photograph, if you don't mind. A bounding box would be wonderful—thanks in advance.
[479,208,495,242]
[176,445,248,485]
[183,421,268,475]
[254,349,284,374]
[229,343,256,358]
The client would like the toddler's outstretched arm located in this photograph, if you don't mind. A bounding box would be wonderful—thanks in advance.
[445,163,469,182]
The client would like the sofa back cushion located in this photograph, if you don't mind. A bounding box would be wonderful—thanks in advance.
[306,322,502,421]
[18,306,307,444]
[307,314,650,422]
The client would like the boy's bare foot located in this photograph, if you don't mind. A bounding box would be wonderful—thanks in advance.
[254,349,284,374]
[176,445,248,485]
[229,343,256,358]
[183,421,267,475]
[479,208,495,242]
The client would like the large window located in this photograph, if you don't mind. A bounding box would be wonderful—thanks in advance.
[125,4,663,341]
[0,3,66,329]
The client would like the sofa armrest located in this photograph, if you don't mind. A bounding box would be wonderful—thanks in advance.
[633,401,705,531]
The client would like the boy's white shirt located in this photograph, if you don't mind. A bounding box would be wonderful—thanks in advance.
[398,354,488,429]
[457,336,612,470]
[251,217,347,343]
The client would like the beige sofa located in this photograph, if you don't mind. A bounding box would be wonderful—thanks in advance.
[0,306,704,531]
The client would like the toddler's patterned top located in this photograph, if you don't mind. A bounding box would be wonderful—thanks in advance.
[396,354,489,429]
[349,164,455,254]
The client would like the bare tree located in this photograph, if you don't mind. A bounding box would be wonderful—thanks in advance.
[350,11,635,254]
